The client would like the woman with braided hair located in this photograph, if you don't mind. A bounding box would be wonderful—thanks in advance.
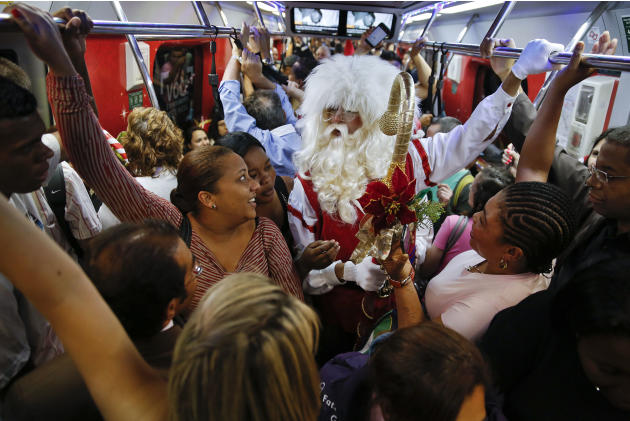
[418,181,576,341]
[384,179,575,341]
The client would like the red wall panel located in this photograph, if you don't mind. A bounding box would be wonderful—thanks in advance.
[84,36,231,137]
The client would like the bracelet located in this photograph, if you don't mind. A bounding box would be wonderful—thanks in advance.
[388,268,415,289]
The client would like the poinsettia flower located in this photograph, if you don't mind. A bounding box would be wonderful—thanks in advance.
[359,167,417,233]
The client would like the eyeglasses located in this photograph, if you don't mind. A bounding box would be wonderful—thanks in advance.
[587,166,630,184]
[323,107,360,123]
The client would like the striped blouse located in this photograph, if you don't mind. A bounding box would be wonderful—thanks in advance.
[47,74,303,308]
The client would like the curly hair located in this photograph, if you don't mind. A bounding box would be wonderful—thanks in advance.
[120,107,183,177]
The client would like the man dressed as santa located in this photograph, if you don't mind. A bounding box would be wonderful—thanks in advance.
[287,40,560,357]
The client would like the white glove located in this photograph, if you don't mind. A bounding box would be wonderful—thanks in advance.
[511,39,564,80]
[343,256,388,292]
[307,260,345,289]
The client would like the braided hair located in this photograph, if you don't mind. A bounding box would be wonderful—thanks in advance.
[499,182,576,273]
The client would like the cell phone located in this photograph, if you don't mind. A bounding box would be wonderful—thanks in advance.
[366,23,389,48]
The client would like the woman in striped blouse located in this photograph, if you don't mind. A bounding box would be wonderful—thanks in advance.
[48,69,303,310]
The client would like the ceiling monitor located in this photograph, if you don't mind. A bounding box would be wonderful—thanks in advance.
[292,8,340,35]
[346,11,395,37]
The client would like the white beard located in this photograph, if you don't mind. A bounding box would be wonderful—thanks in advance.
[294,121,394,225]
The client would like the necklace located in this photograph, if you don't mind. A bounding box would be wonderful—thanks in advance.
[466,261,487,274]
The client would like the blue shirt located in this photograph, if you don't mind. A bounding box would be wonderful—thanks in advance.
[219,79,300,177]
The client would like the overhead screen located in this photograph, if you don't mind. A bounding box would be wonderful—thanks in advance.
[346,12,394,35]
[293,8,340,35]
[291,8,395,37]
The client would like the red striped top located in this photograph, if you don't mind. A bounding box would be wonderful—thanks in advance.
[47,74,303,307]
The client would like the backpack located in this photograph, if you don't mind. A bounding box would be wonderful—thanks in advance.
[43,165,84,259]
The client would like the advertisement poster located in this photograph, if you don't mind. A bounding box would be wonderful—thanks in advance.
[153,46,195,126]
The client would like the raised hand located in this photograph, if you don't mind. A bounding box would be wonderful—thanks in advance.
[4,3,75,76]
[52,7,93,61]
[241,48,263,79]
[481,37,516,81]
[410,36,427,58]
[511,38,564,80]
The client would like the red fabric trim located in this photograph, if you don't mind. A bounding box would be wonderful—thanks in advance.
[411,138,436,187]
[287,204,315,233]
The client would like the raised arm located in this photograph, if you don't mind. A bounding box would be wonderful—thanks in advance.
[0,191,167,421]
[409,37,436,100]
[516,34,617,182]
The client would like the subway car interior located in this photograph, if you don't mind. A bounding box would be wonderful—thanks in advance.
[0,1,630,421]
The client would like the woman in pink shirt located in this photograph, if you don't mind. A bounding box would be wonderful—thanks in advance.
[419,166,514,279]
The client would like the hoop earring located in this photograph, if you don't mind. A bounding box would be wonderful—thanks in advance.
[498,257,508,270]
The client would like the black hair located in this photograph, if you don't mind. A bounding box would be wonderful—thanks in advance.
[0,75,37,120]
[292,55,318,82]
[334,43,344,55]
[184,126,208,154]
[171,145,235,214]
[216,131,265,158]
[499,182,576,273]
[243,90,286,131]
[553,259,630,338]
[471,165,514,214]
[603,124,630,149]
[85,220,187,339]
[370,322,489,421]
[380,50,402,66]
[432,116,462,134]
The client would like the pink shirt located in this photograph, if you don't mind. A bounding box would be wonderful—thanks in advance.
[425,250,549,342]
[432,215,473,273]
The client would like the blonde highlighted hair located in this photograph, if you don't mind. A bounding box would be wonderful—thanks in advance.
[168,273,320,421]
[121,107,183,177]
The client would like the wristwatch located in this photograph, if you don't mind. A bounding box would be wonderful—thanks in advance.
[261,57,274,65]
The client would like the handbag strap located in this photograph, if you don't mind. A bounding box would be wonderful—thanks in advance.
[444,215,469,253]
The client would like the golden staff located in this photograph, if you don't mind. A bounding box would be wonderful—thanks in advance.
[350,71,416,264]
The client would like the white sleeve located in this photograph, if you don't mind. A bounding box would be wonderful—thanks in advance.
[287,178,317,255]
[414,217,434,266]
[287,178,341,295]
[41,134,61,186]
[408,87,516,189]
[60,162,102,240]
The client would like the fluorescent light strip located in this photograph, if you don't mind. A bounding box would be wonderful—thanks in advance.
[406,12,438,23]
[441,0,505,14]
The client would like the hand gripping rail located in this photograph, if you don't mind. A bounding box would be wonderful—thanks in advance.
[421,41,630,73]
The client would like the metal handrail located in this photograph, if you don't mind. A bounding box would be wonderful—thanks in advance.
[192,1,212,27]
[422,41,629,72]
[533,1,610,108]
[419,5,441,40]
[0,13,284,37]
[484,1,517,40]
[111,1,160,109]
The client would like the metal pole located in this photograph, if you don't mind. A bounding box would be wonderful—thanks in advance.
[420,41,629,72]
[444,13,478,71]
[253,2,266,28]
[0,13,285,37]
[215,2,230,26]
[191,1,211,27]
[111,1,160,110]
[419,5,441,39]
[483,1,517,40]
[533,1,610,109]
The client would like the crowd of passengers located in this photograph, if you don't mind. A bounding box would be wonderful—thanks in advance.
[0,3,629,421]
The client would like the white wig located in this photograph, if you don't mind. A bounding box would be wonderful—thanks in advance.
[294,55,404,225]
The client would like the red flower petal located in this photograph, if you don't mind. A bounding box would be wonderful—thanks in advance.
[400,180,416,203]
[391,166,410,193]
[386,213,397,226]
[373,214,388,233]
[365,200,385,215]
[398,206,418,225]
[365,181,391,197]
